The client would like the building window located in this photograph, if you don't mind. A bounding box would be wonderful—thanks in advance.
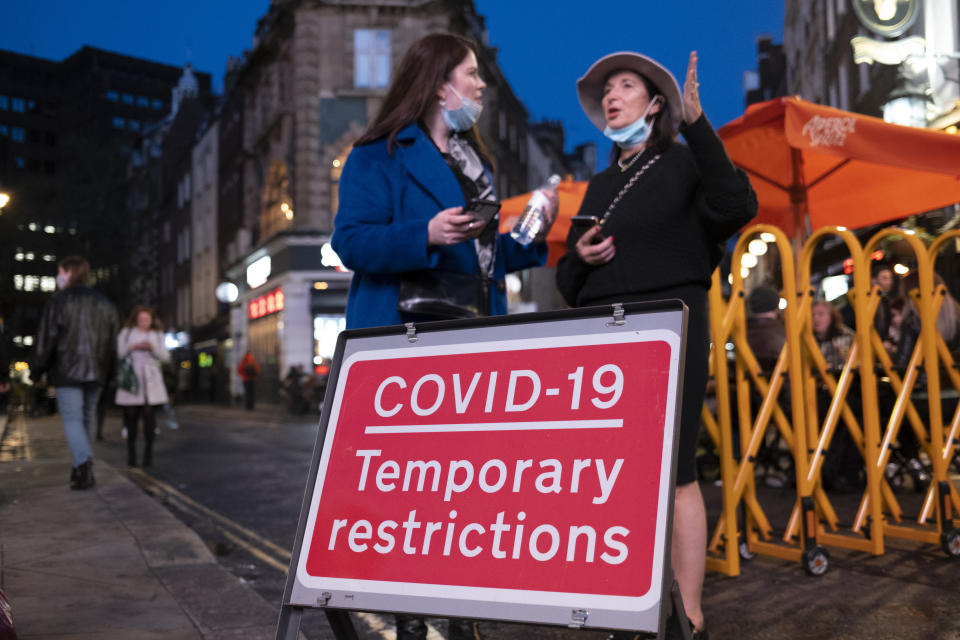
[40,276,56,292]
[11,127,24,142]
[12,98,25,113]
[113,116,125,128]
[106,90,119,102]
[15,157,25,169]
[22,275,40,292]
[128,120,140,131]
[0,125,7,136]
[13,275,23,290]
[0,95,7,110]
[136,96,149,107]
[122,93,134,105]
[151,98,163,110]
[354,29,391,89]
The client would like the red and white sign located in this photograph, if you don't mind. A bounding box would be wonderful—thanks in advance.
[295,331,680,613]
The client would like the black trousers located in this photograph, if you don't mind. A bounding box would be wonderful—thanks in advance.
[584,284,709,486]
[124,404,157,466]
[243,380,256,409]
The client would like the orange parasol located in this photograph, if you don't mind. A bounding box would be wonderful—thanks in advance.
[502,97,960,264]
[718,96,960,237]
[499,179,589,266]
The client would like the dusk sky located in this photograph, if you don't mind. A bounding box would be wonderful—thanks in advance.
[3,1,784,168]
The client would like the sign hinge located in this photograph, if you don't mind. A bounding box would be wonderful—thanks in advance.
[317,592,332,607]
[405,322,418,343]
[608,303,626,326]
[568,609,589,628]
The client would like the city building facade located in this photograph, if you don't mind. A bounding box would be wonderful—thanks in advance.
[0,46,212,361]
[220,0,574,404]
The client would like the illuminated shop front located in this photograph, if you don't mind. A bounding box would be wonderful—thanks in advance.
[227,232,351,404]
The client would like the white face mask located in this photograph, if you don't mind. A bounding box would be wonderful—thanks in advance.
[603,96,662,148]
[56,273,70,290]
[441,83,483,132]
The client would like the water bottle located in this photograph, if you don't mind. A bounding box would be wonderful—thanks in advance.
[510,174,561,245]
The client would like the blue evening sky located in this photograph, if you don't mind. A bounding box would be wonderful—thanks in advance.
[2,1,784,168]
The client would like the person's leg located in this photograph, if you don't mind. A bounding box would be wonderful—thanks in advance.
[124,406,140,466]
[81,383,101,439]
[142,404,157,466]
[394,614,426,640]
[244,380,255,410]
[56,386,94,467]
[448,618,485,640]
[95,388,108,440]
[671,480,707,631]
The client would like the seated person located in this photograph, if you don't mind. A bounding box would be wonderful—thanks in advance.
[812,300,855,371]
[746,284,785,373]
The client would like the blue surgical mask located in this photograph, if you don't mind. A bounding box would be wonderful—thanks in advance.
[603,97,661,148]
[56,273,70,290]
[441,83,483,132]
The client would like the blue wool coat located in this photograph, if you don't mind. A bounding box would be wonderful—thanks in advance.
[332,124,547,329]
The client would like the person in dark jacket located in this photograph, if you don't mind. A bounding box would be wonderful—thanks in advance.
[557,51,757,639]
[0,315,11,414]
[237,351,260,410]
[32,256,119,490]
[746,285,786,372]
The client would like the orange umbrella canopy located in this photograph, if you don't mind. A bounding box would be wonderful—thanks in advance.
[499,179,589,266]
[718,96,960,236]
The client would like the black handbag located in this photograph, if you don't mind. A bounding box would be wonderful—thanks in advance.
[397,270,500,320]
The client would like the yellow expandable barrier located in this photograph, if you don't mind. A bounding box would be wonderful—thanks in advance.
[703,224,960,577]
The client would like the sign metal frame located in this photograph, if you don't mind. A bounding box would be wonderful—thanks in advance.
[276,301,689,639]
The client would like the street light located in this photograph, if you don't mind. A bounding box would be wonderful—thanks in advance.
[0,192,9,210]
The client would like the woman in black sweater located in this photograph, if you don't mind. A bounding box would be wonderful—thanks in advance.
[557,51,756,639]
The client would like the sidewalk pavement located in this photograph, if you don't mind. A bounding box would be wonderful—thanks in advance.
[0,410,298,640]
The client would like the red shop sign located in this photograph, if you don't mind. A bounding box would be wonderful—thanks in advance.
[248,287,284,319]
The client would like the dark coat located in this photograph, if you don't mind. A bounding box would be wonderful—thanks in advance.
[33,286,120,387]
[331,123,546,329]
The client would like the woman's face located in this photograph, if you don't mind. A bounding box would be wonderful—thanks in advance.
[602,70,660,129]
[442,50,486,108]
[811,304,832,335]
[136,311,153,332]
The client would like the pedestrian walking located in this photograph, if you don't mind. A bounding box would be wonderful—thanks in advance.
[330,32,555,640]
[238,351,260,410]
[556,51,757,639]
[0,315,12,415]
[114,306,170,467]
[32,255,120,490]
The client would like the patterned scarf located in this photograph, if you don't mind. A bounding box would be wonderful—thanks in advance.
[446,134,496,279]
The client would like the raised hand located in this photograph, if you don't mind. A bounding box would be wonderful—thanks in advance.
[683,50,702,124]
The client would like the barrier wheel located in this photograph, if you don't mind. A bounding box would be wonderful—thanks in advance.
[802,546,829,577]
[941,528,960,558]
[738,540,755,560]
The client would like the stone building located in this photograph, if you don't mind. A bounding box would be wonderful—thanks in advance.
[221,0,565,403]
[0,47,211,359]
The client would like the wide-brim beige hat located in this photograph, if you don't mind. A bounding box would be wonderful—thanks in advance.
[577,52,682,130]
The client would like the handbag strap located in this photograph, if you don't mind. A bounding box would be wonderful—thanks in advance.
[599,153,661,228]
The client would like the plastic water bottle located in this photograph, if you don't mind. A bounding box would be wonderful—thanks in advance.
[510,174,561,245]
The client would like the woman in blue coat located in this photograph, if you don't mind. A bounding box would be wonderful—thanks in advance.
[332,33,554,331]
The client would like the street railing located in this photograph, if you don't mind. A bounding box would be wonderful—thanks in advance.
[703,224,960,577]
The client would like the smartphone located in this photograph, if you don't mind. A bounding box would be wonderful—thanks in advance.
[465,199,501,230]
[570,215,606,243]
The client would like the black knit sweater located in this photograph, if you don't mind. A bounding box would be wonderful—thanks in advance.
[556,114,757,306]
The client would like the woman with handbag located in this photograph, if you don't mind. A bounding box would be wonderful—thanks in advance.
[115,305,170,467]
[331,33,556,331]
[556,51,757,640]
